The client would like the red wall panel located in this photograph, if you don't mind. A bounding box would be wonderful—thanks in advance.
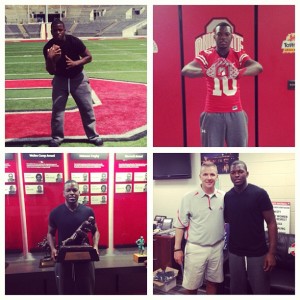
[113,154,147,247]
[5,154,22,251]
[6,153,147,252]
[153,6,184,146]
[68,153,109,248]
[153,5,295,147]
[21,154,65,250]
[258,5,295,146]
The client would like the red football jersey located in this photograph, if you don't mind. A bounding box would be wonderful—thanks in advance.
[195,47,251,112]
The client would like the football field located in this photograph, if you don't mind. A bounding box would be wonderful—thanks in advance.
[5,38,147,147]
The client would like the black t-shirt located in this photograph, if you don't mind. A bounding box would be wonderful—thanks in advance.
[43,35,86,78]
[224,184,273,256]
[49,203,96,246]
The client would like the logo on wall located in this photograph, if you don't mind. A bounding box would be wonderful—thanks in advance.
[195,18,244,56]
[281,33,295,54]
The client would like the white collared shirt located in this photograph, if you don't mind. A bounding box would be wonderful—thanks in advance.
[174,187,225,246]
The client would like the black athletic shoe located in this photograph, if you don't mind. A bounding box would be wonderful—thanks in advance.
[49,139,61,147]
[91,137,104,146]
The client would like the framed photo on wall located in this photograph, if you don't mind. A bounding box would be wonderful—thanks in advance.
[200,153,239,174]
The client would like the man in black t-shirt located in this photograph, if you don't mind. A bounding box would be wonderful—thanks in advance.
[43,19,103,147]
[47,180,100,294]
[224,160,277,294]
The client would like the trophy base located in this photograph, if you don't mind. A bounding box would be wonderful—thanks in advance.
[39,258,55,268]
[57,245,99,263]
[133,253,147,263]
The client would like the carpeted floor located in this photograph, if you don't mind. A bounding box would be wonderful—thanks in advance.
[153,273,206,295]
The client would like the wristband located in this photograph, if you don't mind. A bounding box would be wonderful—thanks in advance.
[174,249,182,252]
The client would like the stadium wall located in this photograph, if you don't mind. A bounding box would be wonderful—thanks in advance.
[123,19,147,37]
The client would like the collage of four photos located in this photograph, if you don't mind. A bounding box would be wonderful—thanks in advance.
[4,2,297,297]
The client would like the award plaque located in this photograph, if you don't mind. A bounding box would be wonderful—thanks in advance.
[56,216,99,263]
[39,257,55,268]
[38,237,55,268]
[56,245,99,263]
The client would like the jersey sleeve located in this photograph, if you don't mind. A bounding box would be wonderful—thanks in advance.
[237,49,251,67]
[195,50,209,70]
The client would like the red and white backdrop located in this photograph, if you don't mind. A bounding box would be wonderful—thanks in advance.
[5,153,65,251]
[153,5,295,147]
[113,153,147,247]
[5,153,147,252]
[68,153,109,248]
[5,154,23,251]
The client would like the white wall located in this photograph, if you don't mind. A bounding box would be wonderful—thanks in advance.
[153,153,295,234]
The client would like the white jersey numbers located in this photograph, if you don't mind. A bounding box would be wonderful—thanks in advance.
[212,77,237,96]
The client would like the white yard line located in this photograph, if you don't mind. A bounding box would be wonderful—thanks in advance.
[6,70,146,76]
[6,97,52,100]
[6,59,147,64]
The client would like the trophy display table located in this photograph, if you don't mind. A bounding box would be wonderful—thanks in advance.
[5,249,146,295]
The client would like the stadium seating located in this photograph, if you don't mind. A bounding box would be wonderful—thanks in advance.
[72,20,115,37]
[5,5,147,39]
[23,24,41,38]
[101,20,144,37]
[5,25,23,39]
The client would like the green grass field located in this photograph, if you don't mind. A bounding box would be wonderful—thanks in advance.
[21,136,147,148]
[6,88,69,111]
[5,39,147,82]
[5,38,147,147]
